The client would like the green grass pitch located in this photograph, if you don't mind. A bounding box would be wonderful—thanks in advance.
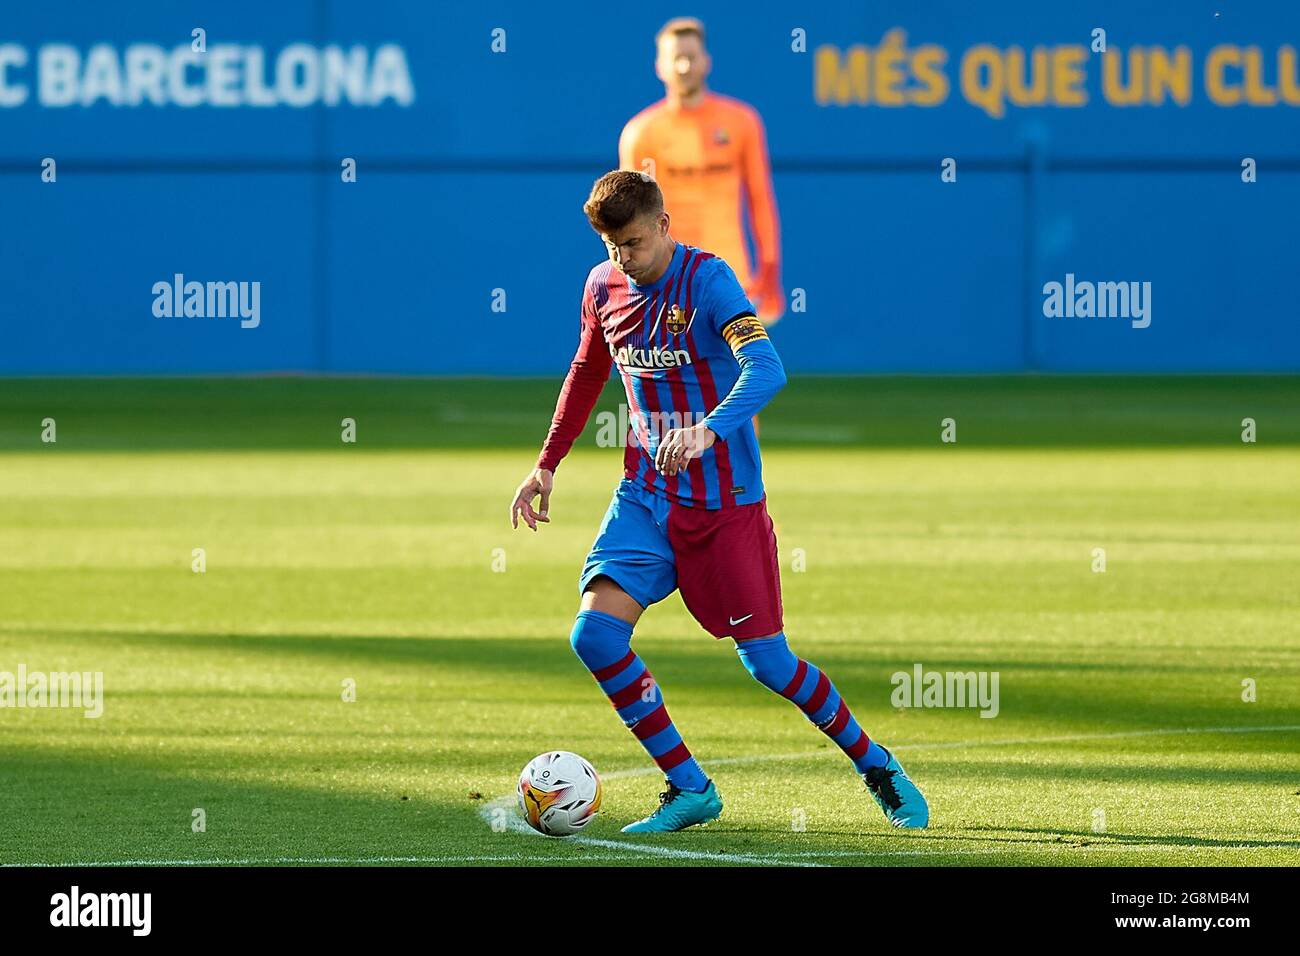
[0,375,1297,867]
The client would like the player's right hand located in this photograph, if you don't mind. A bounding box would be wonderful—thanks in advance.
[510,468,553,531]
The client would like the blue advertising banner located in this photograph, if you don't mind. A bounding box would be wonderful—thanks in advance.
[2,1,1297,373]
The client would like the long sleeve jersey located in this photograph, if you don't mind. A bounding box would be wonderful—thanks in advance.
[537,243,786,510]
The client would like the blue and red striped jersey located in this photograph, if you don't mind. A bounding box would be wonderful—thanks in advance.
[538,242,786,510]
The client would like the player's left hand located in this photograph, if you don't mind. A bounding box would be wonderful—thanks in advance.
[654,423,716,477]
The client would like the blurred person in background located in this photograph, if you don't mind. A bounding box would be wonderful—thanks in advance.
[619,16,784,435]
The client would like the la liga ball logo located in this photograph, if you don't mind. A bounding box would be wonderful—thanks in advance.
[516,751,603,836]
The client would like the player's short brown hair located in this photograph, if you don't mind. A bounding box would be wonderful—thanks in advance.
[656,16,706,47]
[583,170,664,233]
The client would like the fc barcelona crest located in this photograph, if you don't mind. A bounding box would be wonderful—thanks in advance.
[665,304,688,335]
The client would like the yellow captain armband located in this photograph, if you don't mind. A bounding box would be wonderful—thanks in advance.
[720,314,768,352]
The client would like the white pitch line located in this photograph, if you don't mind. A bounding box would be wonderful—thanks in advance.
[5,856,543,867]
[8,726,1294,869]
[8,842,1297,868]
[529,835,821,866]
[485,723,1300,865]
[774,843,1300,857]
[598,723,1300,780]
[476,795,822,866]
[897,723,1300,750]
[4,854,759,867]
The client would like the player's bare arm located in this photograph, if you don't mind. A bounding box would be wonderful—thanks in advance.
[515,259,615,531]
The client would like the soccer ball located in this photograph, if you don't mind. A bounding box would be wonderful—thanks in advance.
[517,751,603,836]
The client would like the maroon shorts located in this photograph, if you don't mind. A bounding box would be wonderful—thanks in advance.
[579,478,784,641]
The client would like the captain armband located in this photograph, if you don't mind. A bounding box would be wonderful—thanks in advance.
[719,314,768,353]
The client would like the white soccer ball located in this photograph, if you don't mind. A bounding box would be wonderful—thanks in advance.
[517,751,603,836]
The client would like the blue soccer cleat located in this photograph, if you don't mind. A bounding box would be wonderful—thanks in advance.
[862,746,929,828]
[621,778,723,833]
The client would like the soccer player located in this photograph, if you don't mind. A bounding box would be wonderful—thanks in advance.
[619,16,784,437]
[509,171,928,833]
[619,17,782,324]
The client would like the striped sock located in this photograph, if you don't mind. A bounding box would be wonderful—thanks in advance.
[736,632,890,773]
[569,609,709,792]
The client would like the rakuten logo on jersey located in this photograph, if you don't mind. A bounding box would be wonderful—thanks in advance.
[610,344,693,369]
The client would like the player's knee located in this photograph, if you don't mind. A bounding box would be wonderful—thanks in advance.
[569,608,633,672]
[735,633,799,693]
[581,575,644,623]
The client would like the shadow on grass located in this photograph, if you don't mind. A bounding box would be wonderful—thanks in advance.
[0,742,554,866]
[8,626,1299,742]
[3,742,1294,867]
